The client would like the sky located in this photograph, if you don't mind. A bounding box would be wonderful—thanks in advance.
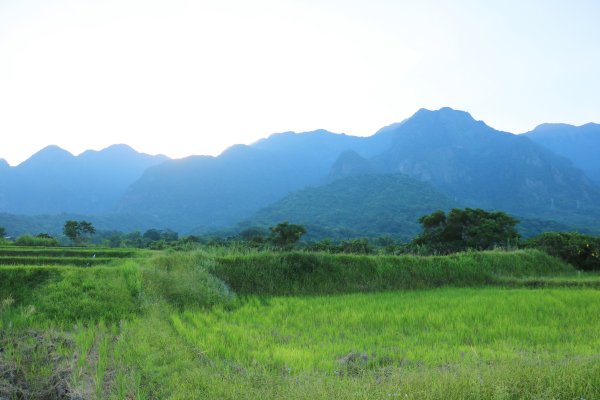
[1,0,599,165]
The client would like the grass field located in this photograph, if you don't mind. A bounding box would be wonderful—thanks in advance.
[173,289,600,373]
[1,245,600,399]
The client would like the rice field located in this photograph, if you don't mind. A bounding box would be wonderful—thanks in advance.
[171,288,600,373]
[2,245,600,399]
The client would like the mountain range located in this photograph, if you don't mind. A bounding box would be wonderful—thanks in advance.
[0,144,167,215]
[524,122,600,184]
[1,108,599,239]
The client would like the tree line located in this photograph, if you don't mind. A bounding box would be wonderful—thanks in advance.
[1,208,598,271]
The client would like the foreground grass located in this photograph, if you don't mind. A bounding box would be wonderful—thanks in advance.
[172,289,600,373]
[120,288,600,399]
[2,247,600,399]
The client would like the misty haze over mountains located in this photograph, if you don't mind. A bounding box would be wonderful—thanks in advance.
[0,144,167,215]
[1,107,599,238]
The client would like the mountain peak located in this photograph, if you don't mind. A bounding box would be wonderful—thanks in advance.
[79,144,137,158]
[258,129,340,144]
[582,122,600,129]
[34,144,72,157]
[19,145,73,167]
[531,123,575,132]
[412,107,476,122]
[78,144,169,164]
[99,143,137,155]
[524,122,600,184]
[382,107,493,146]
[531,122,600,132]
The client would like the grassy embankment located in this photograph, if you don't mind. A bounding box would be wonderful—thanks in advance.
[1,246,600,399]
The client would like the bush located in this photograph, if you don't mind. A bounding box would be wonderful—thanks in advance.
[339,238,373,254]
[523,232,600,271]
[14,235,60,247]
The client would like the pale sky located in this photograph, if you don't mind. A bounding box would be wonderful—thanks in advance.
[1,0,599,165]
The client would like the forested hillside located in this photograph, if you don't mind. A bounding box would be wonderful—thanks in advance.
[245,174,457,241]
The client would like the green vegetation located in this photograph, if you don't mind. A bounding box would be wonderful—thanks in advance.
[0,246,135,258]
[412,208,519,254]
[14,234,60,247]
[175,289,600,373]
[63,220,96,244]
[0,256,115,266]
[2,244,600,399]
[269,221,307,248]
[246,174,457,241]
[523,231,600,271]
[208,249,571,295]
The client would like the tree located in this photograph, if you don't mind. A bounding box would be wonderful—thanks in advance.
[63,220,79,242]
[0,226,6,240]
[63,220,96,244]
[269,222,306,248]
[79,221,96,237]
[142,228,179,247]
[123,231,143,248]
[523,232,600,271]
[412,208,519,253]
[161,229,179,242]
[239,227,269,244]
[143,228,162,242]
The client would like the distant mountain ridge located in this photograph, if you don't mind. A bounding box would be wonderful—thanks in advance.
[0,144,168,215]
[524,122,600,184]
[2,108,599,238]
[115,107,600,233]
[115,129,400,230]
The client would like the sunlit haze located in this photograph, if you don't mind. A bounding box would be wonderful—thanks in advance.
[1,0,599,165]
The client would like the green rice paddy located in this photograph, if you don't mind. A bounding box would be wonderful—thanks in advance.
[1,245,600,399]
[172,289,600,373]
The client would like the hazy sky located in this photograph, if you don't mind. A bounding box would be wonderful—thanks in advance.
[1,0,599,165]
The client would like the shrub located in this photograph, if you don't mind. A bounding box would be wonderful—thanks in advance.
[14,235,60,247]
[523,232,600,271]
[339,238,373,254]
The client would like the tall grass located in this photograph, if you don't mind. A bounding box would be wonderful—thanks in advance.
[142,252,236,309]
[113,288,600,399]
[208,249,573,295]
[0,249,576,325]
[0,256,116,266]
[172,288,600,373]
[0,247,138,257]
[0,246,594,399]
[0,263,141,325]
